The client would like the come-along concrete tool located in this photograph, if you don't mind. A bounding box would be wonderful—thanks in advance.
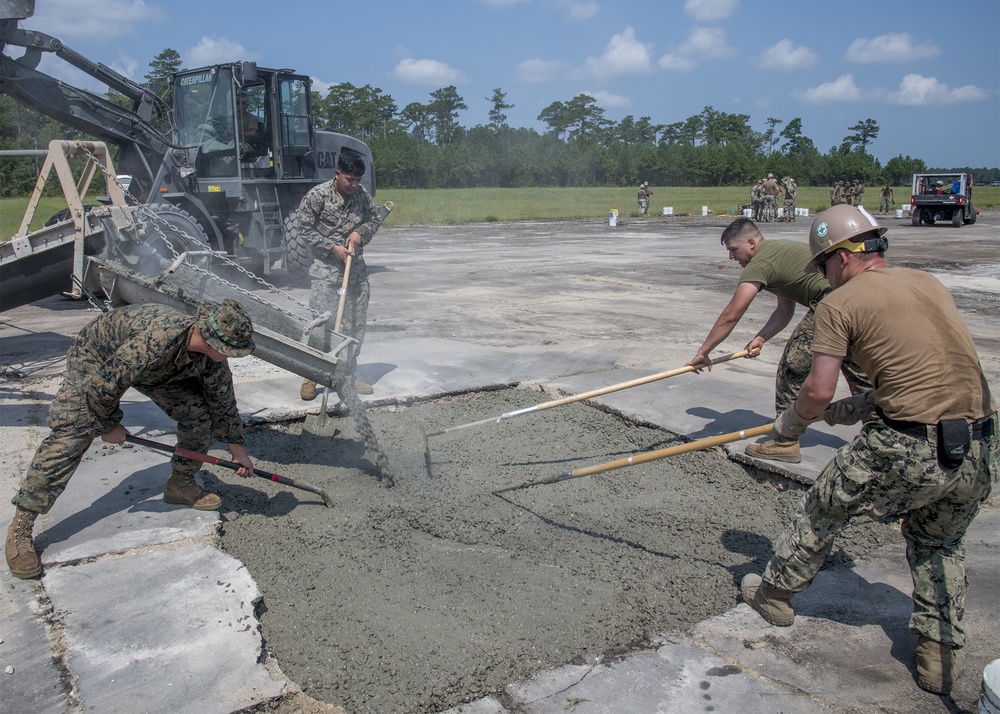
[492,422,774,495]
[126,435,335,508]
[422,350,750,472]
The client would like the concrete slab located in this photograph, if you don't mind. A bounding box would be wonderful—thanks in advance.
[43,544,285,714]
[499,636,831,714]
[36,442,219,565]
[0,573,66,713]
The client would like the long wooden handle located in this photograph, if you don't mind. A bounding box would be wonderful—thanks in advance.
[532,349,750,413]
[427,350,750,439]
[493,422,774,494]
[333,253,353,333]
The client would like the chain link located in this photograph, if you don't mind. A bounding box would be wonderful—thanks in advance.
[80,145,318,320]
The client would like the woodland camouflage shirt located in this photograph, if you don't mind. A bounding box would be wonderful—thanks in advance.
[298,180,381,271]
[71,304,244,443]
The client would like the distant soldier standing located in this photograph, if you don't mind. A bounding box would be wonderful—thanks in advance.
[879,184,894,214]
[830,181,841,207]
[781,176,797,221]
[762,173,779,222]
[6,301,257,579]
[741,204,996,696]
[751,180,764,221]
[637,182,650,215]
[853,179,864,207]
[841,180,854,206]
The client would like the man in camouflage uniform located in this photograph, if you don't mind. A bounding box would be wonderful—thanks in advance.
[842,180,855,206]
[879,184,894,214]
[298,150,383,400]
[761,173,779,222]
[685,217,870,464]
[852,179,864,207]
[751,180,764,221]
[830,180,841,206]
[780,176,797,221]
[741,204,995,696]
[637,182,650,215]
[5,300,257,580]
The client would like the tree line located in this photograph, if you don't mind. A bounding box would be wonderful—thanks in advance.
[2,48,998,199]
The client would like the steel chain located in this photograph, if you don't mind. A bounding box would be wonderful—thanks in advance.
[80,146,318,319]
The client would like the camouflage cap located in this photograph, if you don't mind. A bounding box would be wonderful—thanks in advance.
[197,299,254,357]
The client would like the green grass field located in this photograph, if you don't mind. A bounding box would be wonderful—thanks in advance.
[4,186,998,239]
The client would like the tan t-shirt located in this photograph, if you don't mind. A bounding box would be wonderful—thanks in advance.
[812,267,994,423]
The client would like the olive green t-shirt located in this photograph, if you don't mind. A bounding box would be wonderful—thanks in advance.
[812,267,995,423]
[738,239,831,307]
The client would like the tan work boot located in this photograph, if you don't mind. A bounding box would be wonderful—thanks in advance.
[740,573,796,626]
[163,472,221,511]
[351,377,374,395]
[916,636,965,694]
[300,379,317,401]
[5,507,42,579]
[745,436,801,463]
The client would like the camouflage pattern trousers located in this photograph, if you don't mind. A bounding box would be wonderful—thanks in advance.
[763,417,996,647]
[783,197,796,221]
[775,308,871,415]
[308,261,370,376]
[14,352,223,514]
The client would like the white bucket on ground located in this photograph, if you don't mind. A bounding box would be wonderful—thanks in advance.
[609,209,618,227]
[777,208,784,218]
[742,208,751,218]
[980,658,1000,714]
[896,209,904,218]
[663,207,673,215]
[902,204,911,212]
[701,206,709,216]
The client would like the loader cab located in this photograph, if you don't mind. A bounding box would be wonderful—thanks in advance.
[173,63,317,186]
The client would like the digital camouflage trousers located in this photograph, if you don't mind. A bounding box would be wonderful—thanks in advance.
[775,309,871,416]
[14,369,222,514]
[308,263,370,377]
[763,417,996,647]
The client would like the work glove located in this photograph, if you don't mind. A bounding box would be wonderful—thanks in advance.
[773,403,817,439]
[823,391,876,426]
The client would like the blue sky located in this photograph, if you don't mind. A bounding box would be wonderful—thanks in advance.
[21,0,1000,169]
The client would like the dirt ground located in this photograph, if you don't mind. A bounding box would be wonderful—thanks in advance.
[217,387,900,714]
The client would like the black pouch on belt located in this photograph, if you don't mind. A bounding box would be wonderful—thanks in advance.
[937,418,970,469]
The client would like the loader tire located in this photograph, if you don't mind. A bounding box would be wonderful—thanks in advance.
[109,203,210,269]
[284,210,312,285]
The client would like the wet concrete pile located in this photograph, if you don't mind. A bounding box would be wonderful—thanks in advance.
[217,388,900,714]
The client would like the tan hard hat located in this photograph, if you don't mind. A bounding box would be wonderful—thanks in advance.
[807,204,887,270]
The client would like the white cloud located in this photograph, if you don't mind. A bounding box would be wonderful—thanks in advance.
[30,0,165,40]
[684,0,739,21]
[758,39,817,70]
[393,58,468,85]
[185,36,256,66]
[799,74,863,103]
[516,58,568,83]
[582,89,630,108]
[567,1,599,20]
[586,27,654,78]
[845,33,940,64]
[658,27,735,71]
[887,74,988,105]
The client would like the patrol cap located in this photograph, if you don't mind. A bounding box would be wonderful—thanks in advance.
[197,299,254,357]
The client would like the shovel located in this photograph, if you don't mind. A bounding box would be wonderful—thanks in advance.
[126,435,334,507]
[303,253,353,438]
[492,422,774,495]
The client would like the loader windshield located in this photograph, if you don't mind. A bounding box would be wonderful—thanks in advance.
[175,67,239,177]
